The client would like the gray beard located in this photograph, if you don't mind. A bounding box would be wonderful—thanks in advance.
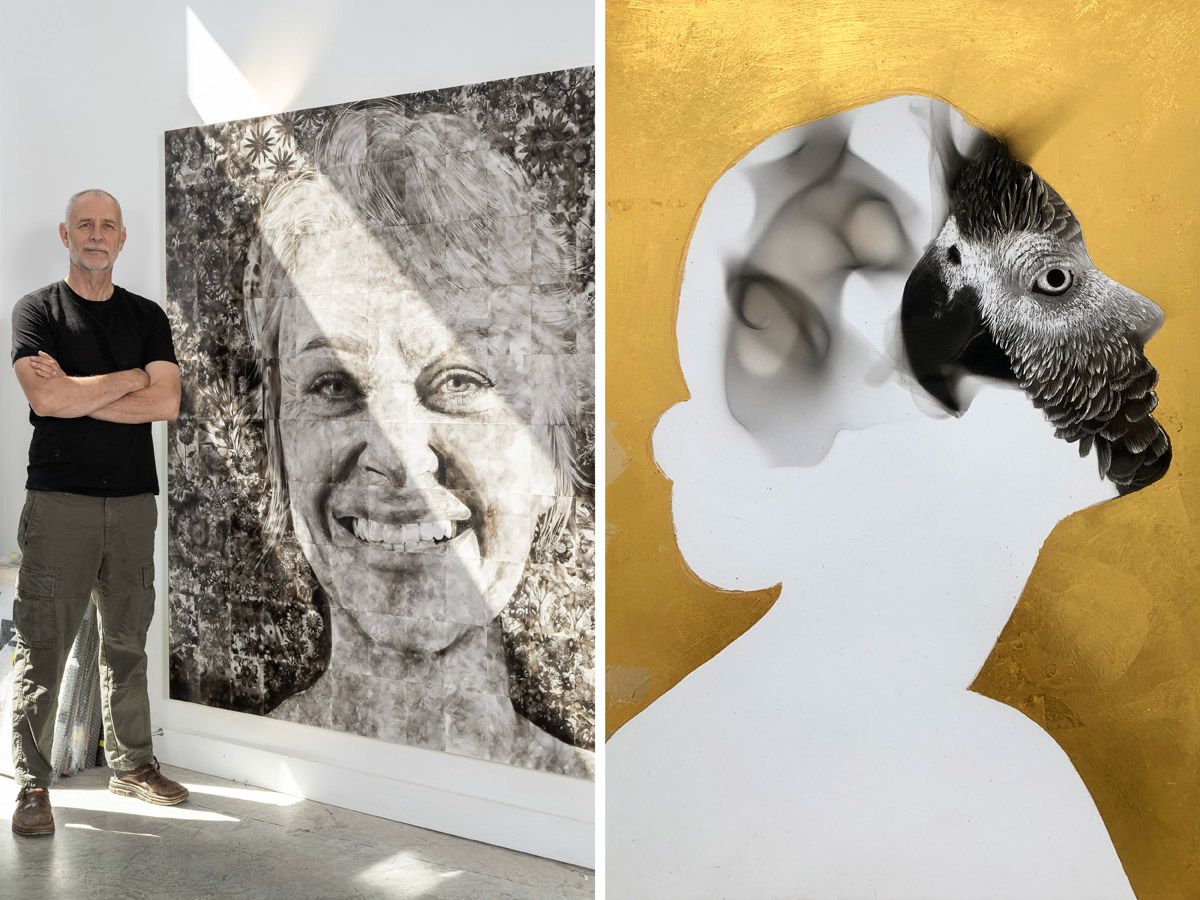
[70,250,113,273]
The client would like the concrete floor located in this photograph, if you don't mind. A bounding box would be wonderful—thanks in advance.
[0,765,594,899]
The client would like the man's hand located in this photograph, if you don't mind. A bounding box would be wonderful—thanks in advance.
[28,351,62,379]
[87,360,180,423]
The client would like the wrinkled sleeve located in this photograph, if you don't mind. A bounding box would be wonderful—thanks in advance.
[144,302,178,366]
[11,294,54,366]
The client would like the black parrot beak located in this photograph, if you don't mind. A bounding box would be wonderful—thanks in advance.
[900,245,1014,413]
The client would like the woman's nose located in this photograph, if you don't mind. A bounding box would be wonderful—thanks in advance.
[356,417,440,487]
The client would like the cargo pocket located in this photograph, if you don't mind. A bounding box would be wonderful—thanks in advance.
[13,567,57,649]
[137,559,156,637]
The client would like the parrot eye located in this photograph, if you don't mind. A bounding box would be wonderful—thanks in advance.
[1033,267,1073,296]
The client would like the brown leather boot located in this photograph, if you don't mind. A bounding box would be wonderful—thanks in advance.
[12,788,54,836]
[108,761,189,806]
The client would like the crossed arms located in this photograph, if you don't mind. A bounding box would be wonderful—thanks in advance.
[14,351,180,423]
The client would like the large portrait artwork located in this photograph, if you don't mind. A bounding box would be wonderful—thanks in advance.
[165,68,595,778]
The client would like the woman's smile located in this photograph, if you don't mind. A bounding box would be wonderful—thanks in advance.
[340,516,459,547]
[329,484,473,551]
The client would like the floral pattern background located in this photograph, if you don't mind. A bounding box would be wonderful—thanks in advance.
[165,69,594,776]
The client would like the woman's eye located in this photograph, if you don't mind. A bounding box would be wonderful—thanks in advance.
[305,371,365,411]
[442,373,485,393]
[1033,267,1073,296]
[422,367,494,412]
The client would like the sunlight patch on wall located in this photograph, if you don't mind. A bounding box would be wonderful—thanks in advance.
[186,6,270,124]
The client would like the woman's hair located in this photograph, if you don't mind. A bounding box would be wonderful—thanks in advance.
[244,99,589,556]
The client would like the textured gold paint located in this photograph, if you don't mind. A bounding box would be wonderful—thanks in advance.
[606,664,651,708]
[606,1,1200,895]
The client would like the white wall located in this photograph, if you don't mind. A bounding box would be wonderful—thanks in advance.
[0,0,594,867]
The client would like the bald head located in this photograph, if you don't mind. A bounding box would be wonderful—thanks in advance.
[60,189,126,277]
[65,189,123,230]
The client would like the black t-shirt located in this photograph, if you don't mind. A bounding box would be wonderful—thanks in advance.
[11,281,178,496]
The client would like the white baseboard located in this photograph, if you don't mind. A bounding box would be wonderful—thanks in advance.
[154,706,594,868]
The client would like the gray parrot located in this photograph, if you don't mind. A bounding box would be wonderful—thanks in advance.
[901,138,1171,494]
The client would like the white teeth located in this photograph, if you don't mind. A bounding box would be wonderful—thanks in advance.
[349,518,459,546]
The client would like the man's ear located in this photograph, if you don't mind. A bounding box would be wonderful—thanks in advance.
[118,227,127,252]
[59,222,69,248]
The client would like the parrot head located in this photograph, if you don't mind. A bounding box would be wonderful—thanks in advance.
[901,138,1171,494]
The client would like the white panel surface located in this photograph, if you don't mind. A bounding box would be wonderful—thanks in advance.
[606,99,1138,897]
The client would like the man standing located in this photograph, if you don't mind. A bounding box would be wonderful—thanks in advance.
[9,189,187,836]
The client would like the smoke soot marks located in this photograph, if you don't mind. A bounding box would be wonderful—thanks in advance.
[714,99,964,467]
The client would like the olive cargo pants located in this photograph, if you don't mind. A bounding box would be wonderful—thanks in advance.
[10,491,157,791]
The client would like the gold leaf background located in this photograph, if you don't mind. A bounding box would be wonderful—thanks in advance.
[605,2,1200,895]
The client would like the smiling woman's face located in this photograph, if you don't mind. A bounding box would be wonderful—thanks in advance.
[275,232,557,654]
